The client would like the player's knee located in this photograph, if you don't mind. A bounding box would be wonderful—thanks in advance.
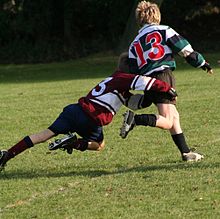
[162,120,173,130]
[166,110,180,130]
[161,115,174,129]
[173,110,180,121]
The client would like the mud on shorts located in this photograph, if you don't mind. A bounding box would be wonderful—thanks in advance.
[142,68,176,107]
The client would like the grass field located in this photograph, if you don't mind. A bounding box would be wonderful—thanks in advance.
[0,53,220,219]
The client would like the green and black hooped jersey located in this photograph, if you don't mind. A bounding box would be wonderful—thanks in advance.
[129,24,206,75]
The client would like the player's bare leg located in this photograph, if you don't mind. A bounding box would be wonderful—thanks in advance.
[120,108,174,138]
[30,129,55,144]
[0,129,55,171]
[157,103,204,161]
[157,104,176,131]
[154,114,173,129]
[157,104,182,133]
[120,104,204,162]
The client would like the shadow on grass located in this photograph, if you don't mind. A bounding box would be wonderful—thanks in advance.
[1,162,219,180]
[0,56,117,84]
[0,53,218,84]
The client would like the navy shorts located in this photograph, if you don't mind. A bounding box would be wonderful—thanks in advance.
[48,103,104,142]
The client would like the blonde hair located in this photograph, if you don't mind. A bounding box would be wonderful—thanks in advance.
[136,1,161,26]
[117,52,129,73]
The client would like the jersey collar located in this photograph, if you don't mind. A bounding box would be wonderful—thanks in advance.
[139,24,157,34]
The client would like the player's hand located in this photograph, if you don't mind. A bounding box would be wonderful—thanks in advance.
[168,87,178,100]
[201,61,213,74]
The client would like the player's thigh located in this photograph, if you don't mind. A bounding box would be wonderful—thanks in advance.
[64,104,104,143]
[48,104,76,135]
[77,121,104,143]
[48,103,104,142]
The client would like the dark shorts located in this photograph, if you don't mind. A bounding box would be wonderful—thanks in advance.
[143,69,176,105]
[48,103,104,142]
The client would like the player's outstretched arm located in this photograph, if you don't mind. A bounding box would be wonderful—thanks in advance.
[149,78,178,98]
[184,50,213,74]
[131,76,178,101]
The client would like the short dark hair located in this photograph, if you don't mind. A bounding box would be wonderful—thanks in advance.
[118,52,129,73]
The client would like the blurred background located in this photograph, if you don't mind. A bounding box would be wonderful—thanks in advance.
[0,0,219,64]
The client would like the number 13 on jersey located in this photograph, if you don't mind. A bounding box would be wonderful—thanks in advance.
[134,31,165,68]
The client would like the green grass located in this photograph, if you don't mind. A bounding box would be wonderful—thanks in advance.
[0,53,220,219]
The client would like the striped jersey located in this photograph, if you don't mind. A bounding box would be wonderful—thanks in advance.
[78,71,171,126]
[129,24,205,75]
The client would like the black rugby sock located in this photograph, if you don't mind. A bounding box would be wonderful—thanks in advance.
[134,114,157,127]
[171,133,190,153]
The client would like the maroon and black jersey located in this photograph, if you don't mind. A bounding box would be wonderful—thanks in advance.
[79,71,171,126]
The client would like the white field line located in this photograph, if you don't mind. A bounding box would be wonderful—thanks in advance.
[206,137,220,144]
[0,181,79,213]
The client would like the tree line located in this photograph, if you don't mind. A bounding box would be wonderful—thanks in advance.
[0,0,219,63]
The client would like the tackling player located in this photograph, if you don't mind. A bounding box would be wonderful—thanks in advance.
[0,53,177,171]
[120,1,213,161]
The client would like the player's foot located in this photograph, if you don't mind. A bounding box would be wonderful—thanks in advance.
[0,150,9,171]
[120,110,136,139]
[182,151,204,162]
[48,133,77,154]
